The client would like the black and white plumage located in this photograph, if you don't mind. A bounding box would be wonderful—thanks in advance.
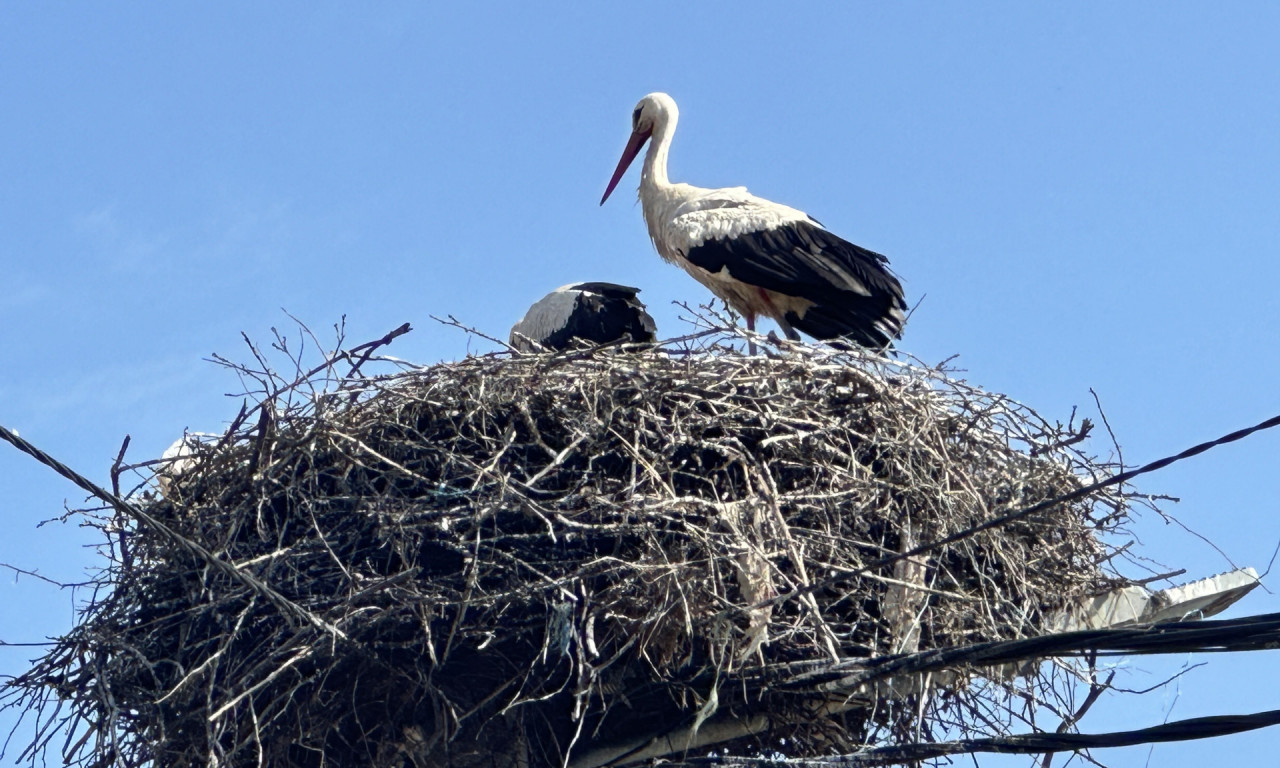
[600,92,907,349]
[509,282,657,352]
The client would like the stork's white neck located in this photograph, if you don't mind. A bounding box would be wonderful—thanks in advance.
[641,103,677,193]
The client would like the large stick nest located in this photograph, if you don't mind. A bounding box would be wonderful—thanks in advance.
[5,330,1133,768]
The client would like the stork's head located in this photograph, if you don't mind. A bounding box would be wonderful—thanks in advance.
[600,92,678,205]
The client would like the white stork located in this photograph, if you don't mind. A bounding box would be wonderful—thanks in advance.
[509,282,657,352]
[600,92,906,349]
[156,431,219,499]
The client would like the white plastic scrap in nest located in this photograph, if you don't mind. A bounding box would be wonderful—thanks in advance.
[1053,568,1260,632]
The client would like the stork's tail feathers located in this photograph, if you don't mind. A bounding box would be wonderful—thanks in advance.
[785,301,906,350]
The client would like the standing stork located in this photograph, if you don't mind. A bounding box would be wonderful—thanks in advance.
[600,92,906,349]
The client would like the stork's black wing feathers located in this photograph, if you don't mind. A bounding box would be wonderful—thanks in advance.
[683,219,907,346]
[538,286,657,350]
[684,220,903,306]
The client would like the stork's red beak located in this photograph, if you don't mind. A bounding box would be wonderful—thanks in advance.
[600,128,651,205]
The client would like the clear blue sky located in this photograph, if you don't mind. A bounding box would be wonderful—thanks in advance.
[3,3,1279,765]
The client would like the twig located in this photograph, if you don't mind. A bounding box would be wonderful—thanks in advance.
[109,435,130,497]
[346,321,411,379]
[1030,419,1092,457]
[0,563,89,588]
[1130,569,1187,586]
[430,314,513,350]
[1090,387,1122,469]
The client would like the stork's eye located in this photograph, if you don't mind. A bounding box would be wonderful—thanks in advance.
[632,106,643,129]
